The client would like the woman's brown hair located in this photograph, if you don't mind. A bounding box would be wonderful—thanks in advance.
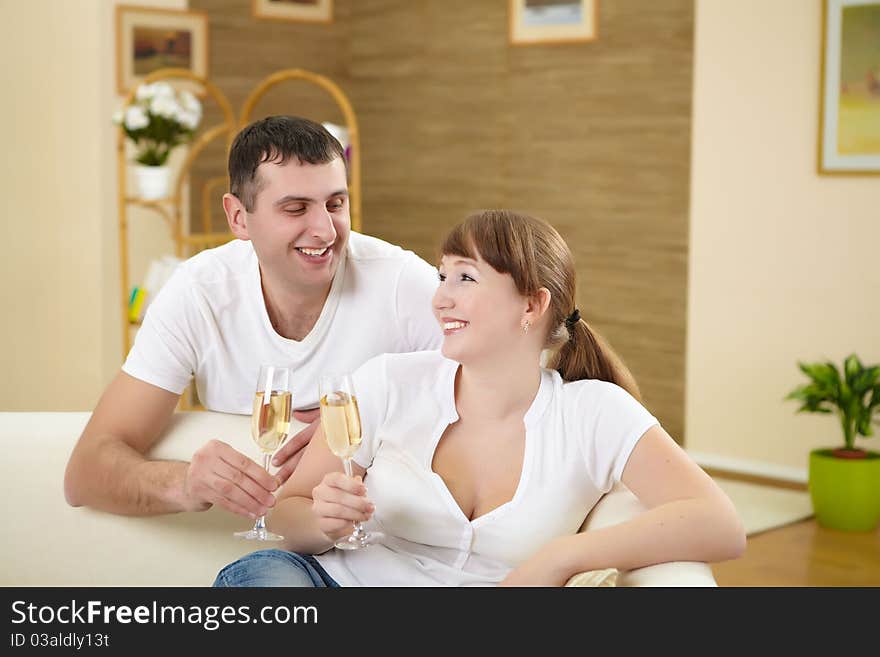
[439,209,641,400]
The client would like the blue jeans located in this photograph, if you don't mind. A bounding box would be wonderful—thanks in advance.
[213,549,341,587]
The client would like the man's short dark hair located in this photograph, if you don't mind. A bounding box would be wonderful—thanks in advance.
[228,115,346,211]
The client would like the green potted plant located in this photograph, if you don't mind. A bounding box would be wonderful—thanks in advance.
[785,354,880,531]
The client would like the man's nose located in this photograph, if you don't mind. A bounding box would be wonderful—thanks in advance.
[308,207,337,242]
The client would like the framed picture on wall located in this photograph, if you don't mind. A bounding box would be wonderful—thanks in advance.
[818,0,880,174]
[252,0,333,24]
[116,5,209,95]
[509,0,598,45]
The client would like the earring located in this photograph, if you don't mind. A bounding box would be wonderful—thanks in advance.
[522,320,530,335]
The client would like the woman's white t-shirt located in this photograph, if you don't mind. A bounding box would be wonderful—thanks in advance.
[314,350,659,586]
[122,232,442,413]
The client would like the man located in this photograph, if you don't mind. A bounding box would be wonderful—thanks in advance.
[64,116,442,520]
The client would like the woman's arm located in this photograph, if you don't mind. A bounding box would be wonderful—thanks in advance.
[267,421,370,554]
[500,425,746,585]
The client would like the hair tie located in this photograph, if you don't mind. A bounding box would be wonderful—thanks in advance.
[564,308,580,328]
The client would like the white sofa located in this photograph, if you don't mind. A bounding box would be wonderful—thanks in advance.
[0,411,716,586]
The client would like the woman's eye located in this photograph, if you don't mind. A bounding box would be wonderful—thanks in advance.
[438,271,474,282]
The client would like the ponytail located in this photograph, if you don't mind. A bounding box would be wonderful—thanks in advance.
[548,319,642,401]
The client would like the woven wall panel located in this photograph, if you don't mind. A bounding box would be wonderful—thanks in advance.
[192,0,693,442]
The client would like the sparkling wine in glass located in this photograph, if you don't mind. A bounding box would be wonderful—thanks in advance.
[319,372,382,550]
[234,364,292,541]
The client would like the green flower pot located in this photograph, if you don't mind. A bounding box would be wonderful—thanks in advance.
[808,449,880,531]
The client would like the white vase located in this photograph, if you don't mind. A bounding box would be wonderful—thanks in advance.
[134,164,171,200]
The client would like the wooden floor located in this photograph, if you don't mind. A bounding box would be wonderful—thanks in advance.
[712,518,880,586]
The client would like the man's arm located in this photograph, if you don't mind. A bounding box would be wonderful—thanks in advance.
[64,371,279,518]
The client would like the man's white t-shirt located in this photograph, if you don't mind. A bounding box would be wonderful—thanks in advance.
[314,350,659,587]
[122,232,442,413]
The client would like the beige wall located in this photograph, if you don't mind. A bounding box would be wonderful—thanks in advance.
[685,0,880,479]
[0,0,185,411]
[344,0,694,444]
[0,0,106,410]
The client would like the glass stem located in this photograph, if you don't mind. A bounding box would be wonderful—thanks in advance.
[254,452,272,532]
[343,458,365,537]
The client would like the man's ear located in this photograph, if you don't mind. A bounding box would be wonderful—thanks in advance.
[223,193,249,240]
[525,287,552,324]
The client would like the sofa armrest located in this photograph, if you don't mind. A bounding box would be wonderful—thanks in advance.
[0,410,302,586]
[565,484,717,587]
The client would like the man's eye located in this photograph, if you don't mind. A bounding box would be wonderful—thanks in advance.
[284,206,306,214]
[327,199,345,211]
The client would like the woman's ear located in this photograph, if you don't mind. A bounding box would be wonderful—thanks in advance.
[223,193,249,240]
[525,288,552,323]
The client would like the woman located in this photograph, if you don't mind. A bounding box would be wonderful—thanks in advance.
[214,210,745,587]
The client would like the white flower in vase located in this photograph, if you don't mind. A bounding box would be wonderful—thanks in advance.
[114,81,204,198]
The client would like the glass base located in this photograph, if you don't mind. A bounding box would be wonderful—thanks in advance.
[234,528,284,542]
[334,531,384,550]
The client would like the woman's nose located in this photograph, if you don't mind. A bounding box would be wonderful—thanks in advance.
[432,285,451,310]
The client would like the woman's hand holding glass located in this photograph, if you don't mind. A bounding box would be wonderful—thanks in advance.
[311,471,375,544]
[318,373,382,549]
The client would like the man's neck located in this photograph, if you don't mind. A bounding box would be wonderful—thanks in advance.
[259,266,332,341]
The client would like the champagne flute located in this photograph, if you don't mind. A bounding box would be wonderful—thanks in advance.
[234,364,292,541]
[319,372,381,550]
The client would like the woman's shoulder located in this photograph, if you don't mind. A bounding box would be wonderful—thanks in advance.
[558,376,645,413]
[559,375,621,395]
[550,377,658,454]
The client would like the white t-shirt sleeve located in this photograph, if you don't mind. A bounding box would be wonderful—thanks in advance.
[579,383,659,494]
[350,354,390,469]
[121,267,201,394]
[395,253,442,351]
